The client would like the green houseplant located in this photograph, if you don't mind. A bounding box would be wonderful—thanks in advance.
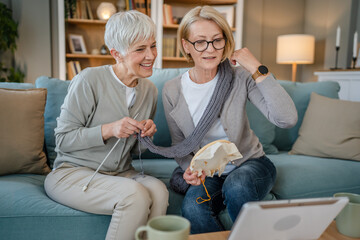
[0,3,25,82]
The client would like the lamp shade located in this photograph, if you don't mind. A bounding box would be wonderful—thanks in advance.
[276,34,315,64]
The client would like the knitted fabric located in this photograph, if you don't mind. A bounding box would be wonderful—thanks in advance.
[136,59,234,158]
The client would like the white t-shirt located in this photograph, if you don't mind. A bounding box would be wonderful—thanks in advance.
[181,70,236,174]
[110,66,136,108]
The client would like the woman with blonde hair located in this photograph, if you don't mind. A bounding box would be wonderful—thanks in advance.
[162,6,297,233]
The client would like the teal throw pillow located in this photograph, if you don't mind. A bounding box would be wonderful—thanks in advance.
[274,80,340,151]
[35,76,70,168]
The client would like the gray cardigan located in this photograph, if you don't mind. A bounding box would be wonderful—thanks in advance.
[54,65,158,173]
[162,66,298,170]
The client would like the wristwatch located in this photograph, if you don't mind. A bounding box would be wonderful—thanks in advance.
[252,65,269,80]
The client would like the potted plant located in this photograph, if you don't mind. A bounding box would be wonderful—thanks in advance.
[0,3,25,82]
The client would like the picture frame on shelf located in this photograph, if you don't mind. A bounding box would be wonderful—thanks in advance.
[68,34,87,54]
[213,5,234,28]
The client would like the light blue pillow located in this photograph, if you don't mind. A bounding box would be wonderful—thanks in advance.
[35,76,70,168]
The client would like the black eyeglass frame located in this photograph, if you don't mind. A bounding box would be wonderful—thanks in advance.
[185,38,226,52]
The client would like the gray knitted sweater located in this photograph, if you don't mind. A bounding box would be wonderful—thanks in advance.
[53,65,157,172]
[162,66,298,170]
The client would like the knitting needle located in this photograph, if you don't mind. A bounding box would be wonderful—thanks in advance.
[82,113,139,192]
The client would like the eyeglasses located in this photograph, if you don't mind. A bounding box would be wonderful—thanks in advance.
[186,38,226,52]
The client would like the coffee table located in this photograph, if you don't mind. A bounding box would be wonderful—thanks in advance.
[188,221,360,240]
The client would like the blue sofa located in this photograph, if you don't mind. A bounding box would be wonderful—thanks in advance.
[1,68,360,240]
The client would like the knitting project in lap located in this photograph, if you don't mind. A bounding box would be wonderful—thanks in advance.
[136,59,234,158]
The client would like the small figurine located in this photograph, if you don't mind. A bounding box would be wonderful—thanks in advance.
[100,45,108,55]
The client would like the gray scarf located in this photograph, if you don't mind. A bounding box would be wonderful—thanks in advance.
[136,59,234,158]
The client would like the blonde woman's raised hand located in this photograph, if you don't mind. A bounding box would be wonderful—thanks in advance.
[230,47,262,75]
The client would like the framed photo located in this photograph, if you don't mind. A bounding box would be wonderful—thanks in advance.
[213,5,235,28]
[68,34,87,54]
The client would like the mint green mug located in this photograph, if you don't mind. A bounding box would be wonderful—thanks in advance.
[135,215,190,240]
[334,192,360,238]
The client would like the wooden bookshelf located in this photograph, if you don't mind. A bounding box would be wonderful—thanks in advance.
[66,53,113,59]
[163,57,188,61]
[163,23,235,31]
[59,0,243,77]
[165,0,237,4]
[66,19,107,25]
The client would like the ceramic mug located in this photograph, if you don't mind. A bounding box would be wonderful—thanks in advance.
[135,215,190,240]
[334,192,360,238]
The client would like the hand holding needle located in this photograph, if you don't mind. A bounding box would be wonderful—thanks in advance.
[82,113,140,192]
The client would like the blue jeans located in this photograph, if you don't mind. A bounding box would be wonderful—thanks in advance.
[181,155,276,234]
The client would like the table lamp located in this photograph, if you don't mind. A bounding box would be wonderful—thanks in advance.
[97,2,117,20]
[276,34,315,82]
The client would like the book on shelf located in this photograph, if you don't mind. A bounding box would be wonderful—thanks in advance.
[123,0,150,17]
[65,0,93,20]
[125,0,135,11]
[86,1,93,20]
[67,61,75,80]
[146,0,151,17]
[67,61,81,80]
[162,37,176,57]
[80,0,88,19]
[163,4,173,25]
[75,61,81,74]
[134,0,146,14]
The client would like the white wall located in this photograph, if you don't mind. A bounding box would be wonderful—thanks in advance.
[51,0,60,79]
[11,0,52,83]
[323,0,352,71]
[303,0,330,82]
[243,0,356,82]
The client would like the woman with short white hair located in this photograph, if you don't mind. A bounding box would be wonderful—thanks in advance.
[44,11,168,240]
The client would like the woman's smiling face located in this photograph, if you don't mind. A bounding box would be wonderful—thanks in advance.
[122,37,157,79]
[183,19,224,71]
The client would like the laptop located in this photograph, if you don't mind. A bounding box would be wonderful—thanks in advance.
[228,197,348,240]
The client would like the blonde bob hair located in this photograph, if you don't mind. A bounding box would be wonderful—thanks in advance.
[105,10,156,56]
[177,6,235,62]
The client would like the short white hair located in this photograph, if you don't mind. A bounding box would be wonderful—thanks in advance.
[104,10,156,56]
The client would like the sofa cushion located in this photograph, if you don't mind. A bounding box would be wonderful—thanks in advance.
[269,152,360,199]
[0,174,110,240]
[290,93,360,161]
[273,80,340,151]
[0,82,35,89]
[35,76,71,168]
[0,88,50,175]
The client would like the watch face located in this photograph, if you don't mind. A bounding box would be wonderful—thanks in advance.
[258,65,268,74]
